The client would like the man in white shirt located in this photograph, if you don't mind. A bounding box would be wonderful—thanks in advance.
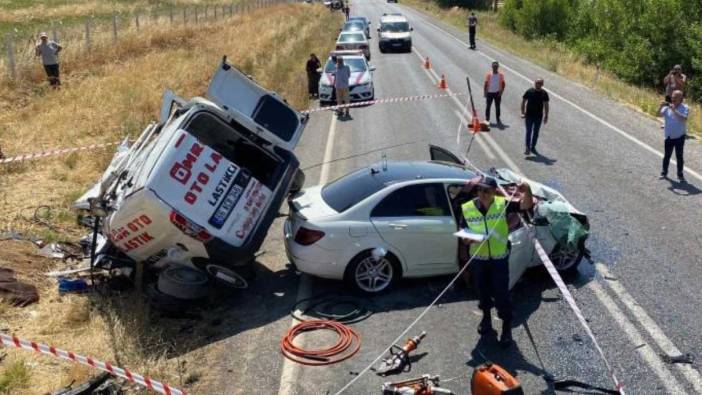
[334,57,351,118]
[659,90,689,183]
[483,61,505,126]
[35,32,63,88]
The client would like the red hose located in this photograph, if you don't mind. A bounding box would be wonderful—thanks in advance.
[281,319,361,366]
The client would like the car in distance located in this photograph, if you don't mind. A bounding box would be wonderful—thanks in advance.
[378,13,412,53]
[347,16,371,38]
[284,146,590,294]
[318,50,375,104]
[336,31,371,60]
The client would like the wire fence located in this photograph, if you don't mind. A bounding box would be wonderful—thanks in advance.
[1,0,293,83]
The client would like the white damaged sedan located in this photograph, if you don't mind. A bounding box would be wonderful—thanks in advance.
[318,51,375,104]
[284,146,590,294]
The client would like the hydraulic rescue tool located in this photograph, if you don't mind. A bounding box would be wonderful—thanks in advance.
[381,374,454,395]
[374,331,427,376]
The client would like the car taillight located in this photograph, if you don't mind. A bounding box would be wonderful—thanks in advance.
[169,210,213,242]
[294,227,325,246]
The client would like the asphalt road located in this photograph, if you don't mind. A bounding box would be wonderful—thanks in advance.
[201,1,702,394]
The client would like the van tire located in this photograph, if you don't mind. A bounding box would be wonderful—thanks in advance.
[290,169,305,194]
[157,265,209,300]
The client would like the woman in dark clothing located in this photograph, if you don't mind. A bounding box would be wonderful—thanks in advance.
[306,54,322,98]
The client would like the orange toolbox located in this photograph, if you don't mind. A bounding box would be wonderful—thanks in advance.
[471,363,524,395]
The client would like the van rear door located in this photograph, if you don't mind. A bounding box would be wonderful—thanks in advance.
[207,58,307,152]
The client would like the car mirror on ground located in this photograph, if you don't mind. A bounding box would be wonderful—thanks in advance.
[369,66,377,71]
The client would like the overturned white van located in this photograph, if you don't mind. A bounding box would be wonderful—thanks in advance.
[75,57,307,291]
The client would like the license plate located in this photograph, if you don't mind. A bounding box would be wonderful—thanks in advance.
[392,43,403,47]
[209,170,251,229]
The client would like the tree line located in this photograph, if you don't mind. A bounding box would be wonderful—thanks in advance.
[498,0,701,100]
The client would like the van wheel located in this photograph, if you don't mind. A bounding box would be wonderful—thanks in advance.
[157,265,209,300]
[344,250,401,294]
[290,169,305,194]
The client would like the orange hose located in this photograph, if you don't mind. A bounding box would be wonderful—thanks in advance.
[281,320,361,366]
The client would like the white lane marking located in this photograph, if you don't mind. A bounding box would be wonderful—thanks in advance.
[277,114,338,395]
[404,7,702,183]
[588,281,688,394]
[596,263,702,392]
[411,30,696,391]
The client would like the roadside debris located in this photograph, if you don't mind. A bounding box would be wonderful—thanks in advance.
[374,332,427,376]
[660,352,695,365]
[291,294,374,324]
[471,363,523,395]
[0,266,39,307]
[281,320,361,366]
[57,277,89,294]
[50,372,116,395]
[381,374,454,395]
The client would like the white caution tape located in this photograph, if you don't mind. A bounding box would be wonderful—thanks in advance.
[301,92,466,114]
[0,141,123,165]
[0,333,188,395]
[532,240,625,394]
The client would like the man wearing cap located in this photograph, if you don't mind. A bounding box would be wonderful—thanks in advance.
[35,32,62,88]
[460,176,532,347]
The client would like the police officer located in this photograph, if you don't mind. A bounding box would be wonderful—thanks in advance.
[460,176,532,347]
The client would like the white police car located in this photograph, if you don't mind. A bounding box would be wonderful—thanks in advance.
[318,50,376,104]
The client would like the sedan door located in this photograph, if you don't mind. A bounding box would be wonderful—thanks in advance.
[370,183,457,277]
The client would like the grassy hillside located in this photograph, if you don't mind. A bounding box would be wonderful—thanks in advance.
[0,4,341,394]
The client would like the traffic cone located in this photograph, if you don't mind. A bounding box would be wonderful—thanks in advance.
[471,116,481,133]
[423,57,432,69]
[438,74,448,90]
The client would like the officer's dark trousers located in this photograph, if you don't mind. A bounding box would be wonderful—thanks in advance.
[472,257,512,321]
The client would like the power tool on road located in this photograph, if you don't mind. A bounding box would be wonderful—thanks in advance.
[381,374,454,395]
[373,331,427,376]
[471,363,524,395]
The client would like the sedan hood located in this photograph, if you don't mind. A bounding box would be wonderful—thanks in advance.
[320,71,369,87]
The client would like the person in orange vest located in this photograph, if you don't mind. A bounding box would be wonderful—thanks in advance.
[483,61,505,126]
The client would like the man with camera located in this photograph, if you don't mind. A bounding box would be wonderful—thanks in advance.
[659,90,689,183]
[663,65,687,102]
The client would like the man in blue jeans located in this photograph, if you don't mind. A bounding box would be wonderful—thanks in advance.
[520,78,549,155]
[659,90,689,183]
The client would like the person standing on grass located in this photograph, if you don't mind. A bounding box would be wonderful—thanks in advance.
[306,54,322,99]
[484,61,505,126]
[467,12,478,50]
[659,90,689,183]
[334,56,351,118]
[35,32,62,88]
[663,65,686,102]
[344,3,350,20]
[520,78,549,155]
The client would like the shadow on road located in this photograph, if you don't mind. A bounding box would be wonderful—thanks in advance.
[666,179,701,196]
[525,152,557,166]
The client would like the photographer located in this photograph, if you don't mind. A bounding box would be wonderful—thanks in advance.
[658,90,689,183]
[663,65,686,102]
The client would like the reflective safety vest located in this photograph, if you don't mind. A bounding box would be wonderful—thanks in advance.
[461,197,509,260]
[484,72,505,93]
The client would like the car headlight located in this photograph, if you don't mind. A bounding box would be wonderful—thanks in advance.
[355,83,371,89]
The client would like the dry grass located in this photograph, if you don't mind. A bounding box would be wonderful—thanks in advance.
[0,4,341,394]
[402,0,701,137]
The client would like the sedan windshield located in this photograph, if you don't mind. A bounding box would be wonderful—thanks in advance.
[323,58,367,73]
[338,33,365,43]
[322,168,384,212]
[342,22,364,31]
[381,22,409,32]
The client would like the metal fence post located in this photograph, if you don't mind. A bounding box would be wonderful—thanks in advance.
[135,13,140,31]
[85,18,91,53]
[170,7,174,24]
[195,7,198,24]
[112,14,118,41]
[183,8,187,24]
[205,5,209,21]
[214,5,217,20]
[5,34,16,79]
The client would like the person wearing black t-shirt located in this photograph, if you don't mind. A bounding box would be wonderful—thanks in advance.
[520,78,550,155]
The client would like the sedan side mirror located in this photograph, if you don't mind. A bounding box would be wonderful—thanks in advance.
[369,66,376,71]
[410,27,414,31]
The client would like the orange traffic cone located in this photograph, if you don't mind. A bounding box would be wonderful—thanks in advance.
[423,57,432,69]
[471,116,481,133]
[438,74,448,90]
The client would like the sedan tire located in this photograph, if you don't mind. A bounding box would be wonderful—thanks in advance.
[548,243,584,275]
[344,250,401,294]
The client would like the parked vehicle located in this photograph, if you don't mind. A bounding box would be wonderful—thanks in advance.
[74,57,308,294]
[318,50,375,104]
[336,31,371,60]
[347,16,371,38]
[378,13,412,53]
[284,146,590,294]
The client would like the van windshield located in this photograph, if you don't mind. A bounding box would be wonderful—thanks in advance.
[381,22,409,32]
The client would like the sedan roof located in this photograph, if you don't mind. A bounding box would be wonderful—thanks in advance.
[368,161,476,184]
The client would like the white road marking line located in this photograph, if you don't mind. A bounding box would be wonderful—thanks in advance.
[596,263,702,393]
[405,7,702,182]
[588,281,688,394]
[277,114,338,395]
[411,30,697,391]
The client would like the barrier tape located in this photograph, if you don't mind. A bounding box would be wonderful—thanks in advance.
[0,141,122,165]
[300,92,466,114]
[0,333,188,395]
[532,241,625,394]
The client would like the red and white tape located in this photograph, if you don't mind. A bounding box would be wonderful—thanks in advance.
[300,92,467,114]
[0,333,188,395]
[0,141,122,165]
[533,240,625,394]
